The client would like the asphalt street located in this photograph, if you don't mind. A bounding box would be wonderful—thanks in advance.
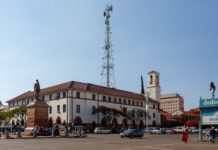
[0,134,217,150]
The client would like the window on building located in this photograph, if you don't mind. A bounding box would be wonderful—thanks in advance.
[141,102,143,107]
[153,104,155,109]
[119,98,121,104]
[92,94,96,100]
[76,92,80,98]
[63,92,66,98]
[150,75,153,84]
[123,99,126,104]
[156,75,159,85]
[92,106,96,114]
[153,113,155,118]
[122,107,127,113]
[114,97,117,103]
[102,96,106,101]
[63,104,66,113]
[128,100,130,105]
[132,101,135,106]
[49,106,52,114]
[76,105,80,113]
[57,105,60,113]
[41,96,44,101]
[137,101,139,106]
[108,97,111,102]
[49,94,52,100]
[56,93,60,99]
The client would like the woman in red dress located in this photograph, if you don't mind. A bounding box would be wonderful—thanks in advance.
[182,126,189,143]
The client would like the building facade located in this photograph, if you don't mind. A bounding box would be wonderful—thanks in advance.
[160,93,184,113]
[7,71,161,127]
[0,101,8,112]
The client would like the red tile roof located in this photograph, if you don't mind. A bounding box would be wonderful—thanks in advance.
[7,81,146,102]
[160,110,177,121]
[87,83,145,100]
[189,107,200,113]
[183,111,199,117]
[9,91,34,101]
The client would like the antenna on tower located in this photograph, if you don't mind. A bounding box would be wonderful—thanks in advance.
[101,4,116,88]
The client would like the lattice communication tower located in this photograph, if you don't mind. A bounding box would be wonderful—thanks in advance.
[101,4,116,88]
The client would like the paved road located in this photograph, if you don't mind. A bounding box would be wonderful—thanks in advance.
[0,134,217,150]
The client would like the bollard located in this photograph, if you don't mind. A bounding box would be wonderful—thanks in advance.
[52,130,55,137]
[33,130,37,138]
[64,128,69,137]
[17,130,22,138]
[5,130,9,139]
[79,129,82,137]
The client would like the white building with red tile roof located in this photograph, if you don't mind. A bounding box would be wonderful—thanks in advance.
[7,71,161,127]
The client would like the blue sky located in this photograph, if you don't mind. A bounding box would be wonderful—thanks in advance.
[0,0,218,110]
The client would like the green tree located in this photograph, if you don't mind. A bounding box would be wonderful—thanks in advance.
[11,106,27,121]
[0,106,27,126]
[0,111,14,125]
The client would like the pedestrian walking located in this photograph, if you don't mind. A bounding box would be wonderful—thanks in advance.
[182,126,188,143]
[210,126,216,144]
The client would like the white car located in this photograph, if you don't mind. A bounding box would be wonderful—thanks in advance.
[94,127,111,134]
[174,126,184,134]
[189,127,199,134]
[150,127,162,134]
[164,128,175,134]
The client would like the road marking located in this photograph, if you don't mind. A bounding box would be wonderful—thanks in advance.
[154,143,180,146]
[139,146,175,150]
[119,145,176,150]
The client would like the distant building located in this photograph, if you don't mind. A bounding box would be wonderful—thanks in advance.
[161,107,199,127]
[0,101,8,112]
[7,71,161,127]
[160,93,184,113]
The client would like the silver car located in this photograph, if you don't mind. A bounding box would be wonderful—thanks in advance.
[94,127,111,134]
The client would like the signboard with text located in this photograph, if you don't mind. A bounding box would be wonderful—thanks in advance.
[201,108,218,125]
[199,98,218,108]
[199,97,218,141]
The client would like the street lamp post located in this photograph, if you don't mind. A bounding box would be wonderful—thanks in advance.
[145,92,149,130]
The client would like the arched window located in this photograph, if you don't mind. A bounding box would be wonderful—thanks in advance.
[48,117,53,127]
[150,75,153,84]
[56,116,61,125]
[74,116,83,126]
[156,75,159,85]
[153,112,155,118]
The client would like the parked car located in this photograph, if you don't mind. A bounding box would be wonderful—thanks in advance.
[94,127,111,134]
[120,127,128,133]
[150,127,162,134]
[164,128,175,134]
[189,127,199,134]
[142,128,148,133]
[120,129,144,138]
[111,127,121,133]
[0,125,25,133]
[174,126,184,134]
[0,125,13,133]
[34,128,52,136]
